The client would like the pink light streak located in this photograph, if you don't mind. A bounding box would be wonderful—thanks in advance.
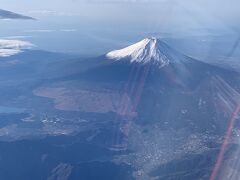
[209,105,240,180]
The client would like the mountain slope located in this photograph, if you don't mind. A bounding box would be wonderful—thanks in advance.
[73,38,232,89]
[31,37,240,179]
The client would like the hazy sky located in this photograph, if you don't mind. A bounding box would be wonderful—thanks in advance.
[0,0,239,32]
[0,0,239,55]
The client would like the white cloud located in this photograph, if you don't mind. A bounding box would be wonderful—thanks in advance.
[0,39,34,57]
[24,29,78,33]
[28,10,57,15]
[28,10,81,17]
[3,36,32,39]
[0,49,21,57]
[24,29,56,33]
[60,29,77,32]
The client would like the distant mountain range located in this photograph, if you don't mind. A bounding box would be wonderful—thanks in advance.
[0,9,34,20]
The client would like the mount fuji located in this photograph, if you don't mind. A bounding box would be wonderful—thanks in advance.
[106,37,188,68]
[71,37,230,89]
[47,37,239,121]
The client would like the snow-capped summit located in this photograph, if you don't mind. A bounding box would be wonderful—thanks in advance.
[106,37,180,68]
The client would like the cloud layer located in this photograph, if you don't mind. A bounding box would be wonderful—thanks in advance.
[0,39,34,57]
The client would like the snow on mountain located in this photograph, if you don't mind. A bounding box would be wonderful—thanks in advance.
[106,37,184,68]
[0,39,34,57]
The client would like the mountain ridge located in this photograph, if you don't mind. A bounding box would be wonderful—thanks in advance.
[0,9,35,20]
